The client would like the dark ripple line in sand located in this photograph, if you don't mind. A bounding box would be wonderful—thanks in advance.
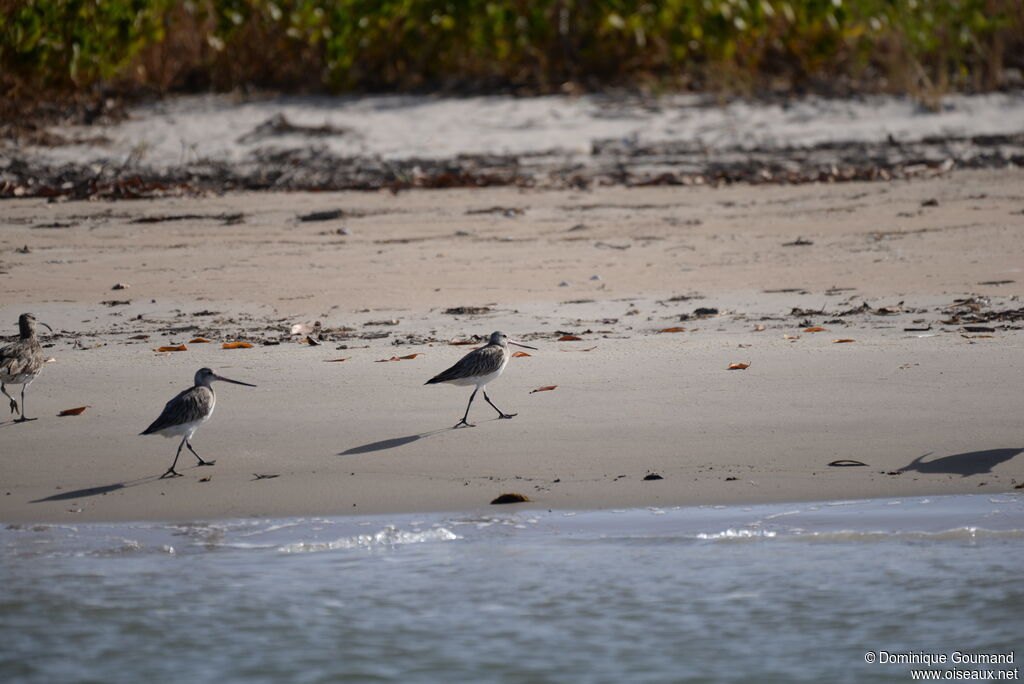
[4,133,1023,199]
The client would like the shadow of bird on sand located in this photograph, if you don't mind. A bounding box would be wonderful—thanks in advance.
[899,448,1022,477]
[30,473,165,503]
[339,428,452,456]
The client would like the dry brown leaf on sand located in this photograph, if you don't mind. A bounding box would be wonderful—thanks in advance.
[557,335,583,341]
[130,334,149,340]
[58,406,90,416]
[324,357,351,362]
[531,385,558,393]
[659,327,686,333]
[222,342,254,349]
[375,353,423,362]
[803,326,826,332]
[727,362,751,370]
[189,337,211,344]
[512,351,532,358]
[833,338,856,343]
[753,324,767,331]
[153,345,187,352]
[783,334,801,340]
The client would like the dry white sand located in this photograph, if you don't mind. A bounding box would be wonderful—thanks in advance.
[22,91,1024,168]
[1,168,1022,522]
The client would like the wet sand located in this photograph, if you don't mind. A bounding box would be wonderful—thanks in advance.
[1,168,1022,522]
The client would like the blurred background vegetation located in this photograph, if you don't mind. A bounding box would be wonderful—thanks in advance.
[2,0,1022,118]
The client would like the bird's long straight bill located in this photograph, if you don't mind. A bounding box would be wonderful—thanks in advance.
[214,374,257,387]
[509,339,537,350]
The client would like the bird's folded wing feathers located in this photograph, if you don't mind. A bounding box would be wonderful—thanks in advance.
[141,387,208,434]
[427,345,504,383]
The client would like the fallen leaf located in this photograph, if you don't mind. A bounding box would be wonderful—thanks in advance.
[198,476,211,482]
[375,353,423,362]
[833,338,856,343]
[130,334,149,340]
[753,324,766,331]
[512,351,532,358]
[803,326,826,332]
[58,406,90,416]
[783,334,801,340]
[323,357,351,362]
[490,492,531,504]
[727,362,750,370]
[531,385,558,393]
[828,459,868,467]
[188,337,211,344]
[558,334,583,341]
[153,345,187,352]
[963,325,996,333]
[222,342,254,349]
[659,327,686,333]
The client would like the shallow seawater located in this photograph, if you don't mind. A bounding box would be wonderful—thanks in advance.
[2,495,1022,684]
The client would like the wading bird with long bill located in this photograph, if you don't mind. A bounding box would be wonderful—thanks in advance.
[141,368,256,478]
[426,331,536,428]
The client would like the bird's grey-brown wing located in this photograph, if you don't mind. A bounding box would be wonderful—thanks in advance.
[0,340,43,379]
[426,345,505,384]
[141,386,212,434]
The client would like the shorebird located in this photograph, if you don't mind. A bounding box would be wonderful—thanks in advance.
[1,313,53,423]
[426,331,536,428]
[141,368,256,478]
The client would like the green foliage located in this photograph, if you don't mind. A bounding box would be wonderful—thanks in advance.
[2,0,1021,99]
[1,0,173,90]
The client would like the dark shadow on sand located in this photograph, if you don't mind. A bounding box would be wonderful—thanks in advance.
[339,428,452,455]
[29,469,198,504]
[899,448,1022,477]
[31,483,126,502]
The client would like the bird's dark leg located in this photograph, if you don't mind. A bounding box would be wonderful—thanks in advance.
[185,438,214,466]
[483,391,517,419]
[454,388,479,428]
[12,385,35,423]
[2,382,18,416]
[161,438,186,478]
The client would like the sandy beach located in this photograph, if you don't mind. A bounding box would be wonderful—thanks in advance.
[0,166,1021,522]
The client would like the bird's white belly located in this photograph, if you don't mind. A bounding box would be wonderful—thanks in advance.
[154,416,209,439]
[449,366,504,388]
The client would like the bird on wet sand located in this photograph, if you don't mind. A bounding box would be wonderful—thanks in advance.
[426,331,537,428]
[1,313,53,423]
[141,368,256,478]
